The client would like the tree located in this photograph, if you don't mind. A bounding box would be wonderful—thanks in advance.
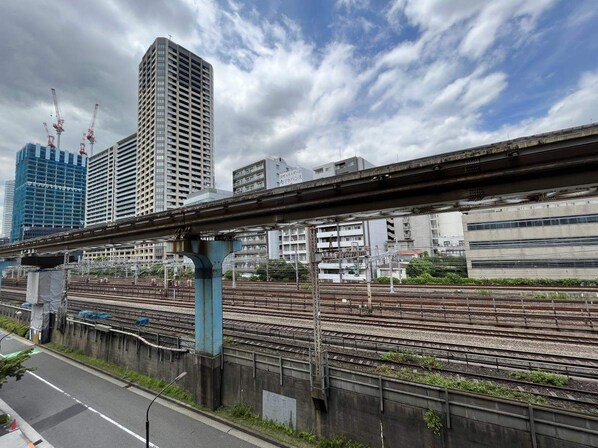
[430,256,468,278]
[0,348,35,388]
[406,257,434,277]
[256,259,310,282]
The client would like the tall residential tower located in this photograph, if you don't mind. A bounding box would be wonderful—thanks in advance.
[2,180,14,239]
[137,37,214,217]
[137,38,214,259]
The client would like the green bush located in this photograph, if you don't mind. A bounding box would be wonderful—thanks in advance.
[0,316,29,337]
[399,276,598,288]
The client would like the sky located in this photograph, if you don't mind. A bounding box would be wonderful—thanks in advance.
[0,0,597,222]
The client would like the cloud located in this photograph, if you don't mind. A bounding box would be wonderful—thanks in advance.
[0,0,595,224]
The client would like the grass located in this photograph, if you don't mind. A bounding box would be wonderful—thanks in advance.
[376,365,548,405]
[46,342,369,448]
[218,403,368,448]
[46,343,196,406]
[0,316,30,337]
[509,370,569,387]
[380,350,444,370]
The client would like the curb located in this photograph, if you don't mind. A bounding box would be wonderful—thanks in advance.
[0,397,54,448]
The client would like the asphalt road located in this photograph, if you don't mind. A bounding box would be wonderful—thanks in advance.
[0,334,280,448]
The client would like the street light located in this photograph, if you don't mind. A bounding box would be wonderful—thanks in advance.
[145,371,187,448]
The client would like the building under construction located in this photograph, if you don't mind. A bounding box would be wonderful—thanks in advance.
[11,143,86,242]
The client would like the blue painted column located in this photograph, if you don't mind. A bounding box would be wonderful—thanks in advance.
[0,260,17,290]
[171,238,241,355]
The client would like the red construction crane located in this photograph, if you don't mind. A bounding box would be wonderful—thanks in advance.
[79,132,87,156]
[86,103,99,155]
[51,88,65,149]
[43,122,56,148]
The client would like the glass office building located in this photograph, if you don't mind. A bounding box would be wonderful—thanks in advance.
[11,143,87,242]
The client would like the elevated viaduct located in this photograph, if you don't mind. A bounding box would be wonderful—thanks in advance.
[1,124,598,447]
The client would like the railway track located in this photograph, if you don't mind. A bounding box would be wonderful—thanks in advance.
[60,298,598,413]
[2,285,597,344]
[3,281,597,413]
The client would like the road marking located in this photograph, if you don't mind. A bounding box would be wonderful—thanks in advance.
[2,348,41,359]
[28,371,159,447]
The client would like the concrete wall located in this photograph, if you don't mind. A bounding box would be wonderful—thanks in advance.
[51,320,598,448]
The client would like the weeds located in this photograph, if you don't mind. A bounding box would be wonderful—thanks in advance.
[376,366,548,405]
[0,316,29,337]
[423,409,442,436]
[220,403,368,447]
[509,370,569,387]
[380,350,444,370]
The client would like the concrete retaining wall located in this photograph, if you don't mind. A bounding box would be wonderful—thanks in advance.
[50,319,598,448]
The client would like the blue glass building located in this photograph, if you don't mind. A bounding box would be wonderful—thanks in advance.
[11,143,87,242]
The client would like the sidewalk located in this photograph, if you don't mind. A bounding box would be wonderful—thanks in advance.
[0,397,54,448]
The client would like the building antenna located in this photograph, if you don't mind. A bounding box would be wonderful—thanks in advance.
[168,34,172,40]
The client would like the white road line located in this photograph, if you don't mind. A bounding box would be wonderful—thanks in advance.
[28,371,159,448]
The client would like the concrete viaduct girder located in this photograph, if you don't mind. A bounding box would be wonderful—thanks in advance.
[1,123,598,257]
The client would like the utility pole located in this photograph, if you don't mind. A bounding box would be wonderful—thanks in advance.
[336,223,343,283]
[365,251,372,311]
[389,254,395,293]
[308,226,323,376]
[232,254,236,289]
[295,245,299,290]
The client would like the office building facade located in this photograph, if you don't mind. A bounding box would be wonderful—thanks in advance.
[11,143,86,242]
[137,38,213,259]
[463,200,598,279]
[2,180,14,239]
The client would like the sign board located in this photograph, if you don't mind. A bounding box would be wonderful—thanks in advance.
[279,169,304,186]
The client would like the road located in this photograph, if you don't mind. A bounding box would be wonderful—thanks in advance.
[0,334,280,448]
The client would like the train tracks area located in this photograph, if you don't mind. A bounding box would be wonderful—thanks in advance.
[1,279,598,414]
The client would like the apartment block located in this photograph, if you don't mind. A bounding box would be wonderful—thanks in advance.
[84,133,137,260]
[2,180,14,239]
[136,37,214,259]
[232,157,311,274]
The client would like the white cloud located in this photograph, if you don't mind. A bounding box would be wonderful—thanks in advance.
[0,0,594,223]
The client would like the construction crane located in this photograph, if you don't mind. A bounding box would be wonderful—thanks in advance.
[42,122,56,148]
[51,88,65,149]
[86,103,99,155]
[79,132,87,156]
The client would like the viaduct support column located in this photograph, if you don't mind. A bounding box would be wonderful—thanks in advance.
[170,236,241,410]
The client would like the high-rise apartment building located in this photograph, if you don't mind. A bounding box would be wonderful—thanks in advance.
[2,180,14,239]
[137,37,213,216]
[137,37,213,259]
[86,133,137,226]
[11,143,86,242]
[232,157,312,274]
[84,134,137,260]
